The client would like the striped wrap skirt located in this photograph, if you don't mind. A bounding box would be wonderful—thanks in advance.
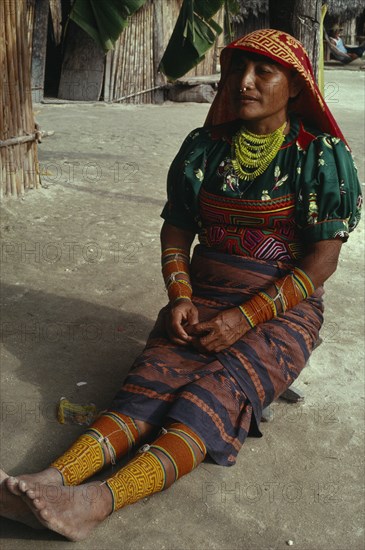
[111,245,324,466]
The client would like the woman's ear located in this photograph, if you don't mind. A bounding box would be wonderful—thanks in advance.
[289,73,304,98]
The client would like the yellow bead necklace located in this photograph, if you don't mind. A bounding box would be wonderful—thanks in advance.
[231,120,287,181]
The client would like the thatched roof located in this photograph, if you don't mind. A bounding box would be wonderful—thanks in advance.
[231,0,364,22]
[231,0,268,23]
[325,0,364,19]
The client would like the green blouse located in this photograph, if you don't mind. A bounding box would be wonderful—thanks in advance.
[161,115,362,256]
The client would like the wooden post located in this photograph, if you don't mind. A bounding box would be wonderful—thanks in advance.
[104,51,112,102]
[269,0,322,79]
[152,0,165,104]
[31,0,49,102]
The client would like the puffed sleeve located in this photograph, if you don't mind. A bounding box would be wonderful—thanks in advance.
[296,135,362,242]
[160,127,211,233]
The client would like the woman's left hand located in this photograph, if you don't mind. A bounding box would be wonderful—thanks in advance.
[189,307,251,353]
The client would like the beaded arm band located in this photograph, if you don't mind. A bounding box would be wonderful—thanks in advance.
[161,247,192,305]
[238,267,315,328]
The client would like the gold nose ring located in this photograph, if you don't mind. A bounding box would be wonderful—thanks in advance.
[239,87,247,92]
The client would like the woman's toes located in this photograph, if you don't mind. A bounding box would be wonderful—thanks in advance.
[18,480,29,493]
[25,492,44,510]
[33,498,46,510]
[39,507,50,521]
[22,489,35,501]
[5,477,21,496]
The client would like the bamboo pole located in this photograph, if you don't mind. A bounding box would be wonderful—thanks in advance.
[16,3,26,194]
[112,85,163,103]
[6,3,21,195]
[116,26,125,101]
[131,13,137,103]
[114,40,120,101]
[0,134,38,148]
[104,51,112,102]
[139,7,142,103]
[109,44,117,102]
[147,3,152,103]
[117,31,125,100]
[0,1,6,197]
[149,2,154,103]
[140,6,145,103]
[146,4,149,103]
[135,11,140,103]
[0,1,7,139]
[23,0,40,189]
[123,16,132,102]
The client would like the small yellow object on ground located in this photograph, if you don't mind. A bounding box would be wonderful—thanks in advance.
[57,397,98,426]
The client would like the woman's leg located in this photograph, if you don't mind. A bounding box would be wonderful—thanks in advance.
[2,412,155,524]
[7,412,155,493]
[48,412,155,486]
[105,421,206,510]
[16,421,206,541]
[346,45,365,58]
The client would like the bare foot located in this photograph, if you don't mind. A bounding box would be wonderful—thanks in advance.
[20,480,113,541]
[0,469,43,529]
[6,467,63,497]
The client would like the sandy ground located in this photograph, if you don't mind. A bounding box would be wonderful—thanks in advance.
[0,66,364,549]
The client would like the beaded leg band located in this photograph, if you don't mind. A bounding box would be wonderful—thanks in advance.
[161,247,192,305]
[238,267,315,328]
[105,422,206,512]
[50,412,140,486]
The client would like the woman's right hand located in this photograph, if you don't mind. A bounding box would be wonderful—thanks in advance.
[165,300,199,346]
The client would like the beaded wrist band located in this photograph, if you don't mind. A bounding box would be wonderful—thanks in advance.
[292,267,315,299]
[238,267,315,328]
[273,283,286,312]
[165,271,190,287]
[258,291,277,317]
[238,292,274,327]
[162,247,192,304]
[161,247,189,263]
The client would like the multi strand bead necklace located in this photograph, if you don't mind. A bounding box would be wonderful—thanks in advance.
[231,120,287,181]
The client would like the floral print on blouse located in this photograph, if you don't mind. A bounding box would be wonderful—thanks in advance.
[161,115,362,255]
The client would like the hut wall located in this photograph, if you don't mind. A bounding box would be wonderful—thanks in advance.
[1,0,40,197]
[106,0,225,103]
[49,0,63,46]
[232,12,270,41]
[161,0,183,52]
[356,9,365,39]
[342,18,357,44]
[26,0,36,58]
[105,0,155,103]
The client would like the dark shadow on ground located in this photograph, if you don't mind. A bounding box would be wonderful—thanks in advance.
[0,282,156,474]
[0,282,162,540]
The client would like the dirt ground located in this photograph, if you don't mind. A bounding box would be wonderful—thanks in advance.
[0,66,364,549]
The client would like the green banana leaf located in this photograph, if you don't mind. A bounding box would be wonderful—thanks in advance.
[159,0,225,80]
[69,0,147,52]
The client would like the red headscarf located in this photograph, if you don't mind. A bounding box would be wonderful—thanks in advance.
[205,29,346,143]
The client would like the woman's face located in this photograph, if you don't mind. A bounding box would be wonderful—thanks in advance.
[227,52,299,132]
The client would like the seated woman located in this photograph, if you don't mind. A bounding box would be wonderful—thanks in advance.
[328,25,365,63]
[0,29,362,541]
